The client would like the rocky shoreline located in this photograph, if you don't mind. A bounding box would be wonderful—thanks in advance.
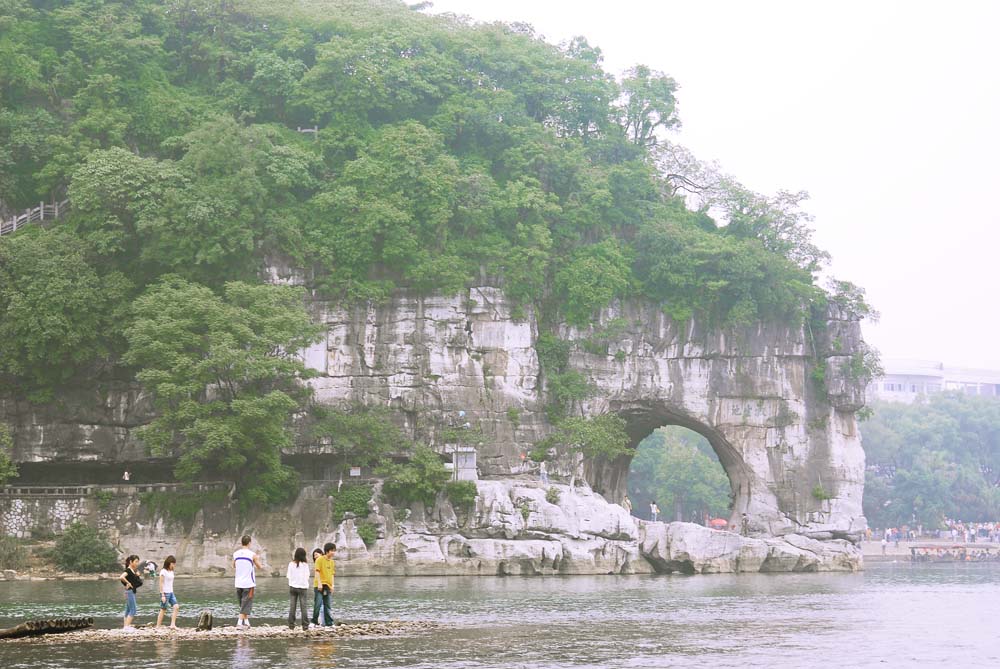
[0,482,863,581]
[2,620,439,644]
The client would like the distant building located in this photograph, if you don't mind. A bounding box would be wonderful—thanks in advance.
[867,359,1000,403]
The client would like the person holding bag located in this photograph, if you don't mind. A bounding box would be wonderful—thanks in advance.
[119,554,143,631]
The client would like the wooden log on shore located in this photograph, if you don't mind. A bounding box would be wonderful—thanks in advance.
[0,617,93,640]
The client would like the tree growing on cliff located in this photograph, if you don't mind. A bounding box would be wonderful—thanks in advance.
[0,423,17,484]
[534,414,631,461]
[310,405,411,474]
[123,276,324,507]
[0,228,132,401]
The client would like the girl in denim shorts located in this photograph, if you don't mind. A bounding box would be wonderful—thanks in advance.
[156,555,179,629]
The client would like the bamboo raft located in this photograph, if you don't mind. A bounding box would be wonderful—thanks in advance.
[0,617,94,640]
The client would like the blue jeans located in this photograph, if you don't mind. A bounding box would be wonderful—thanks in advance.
[311,588,333,626]
[124,590,137,618]
[160,592,178,609]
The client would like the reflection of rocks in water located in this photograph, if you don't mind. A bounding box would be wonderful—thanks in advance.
[152,637,177,663]
[3,621,440,645]
[307,640,339,665]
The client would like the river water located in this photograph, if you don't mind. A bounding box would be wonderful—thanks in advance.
[2,562,998,668]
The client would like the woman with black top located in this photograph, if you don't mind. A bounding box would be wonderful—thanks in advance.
[120,554,143,631]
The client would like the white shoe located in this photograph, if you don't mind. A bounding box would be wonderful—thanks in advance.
[243,619,251,628]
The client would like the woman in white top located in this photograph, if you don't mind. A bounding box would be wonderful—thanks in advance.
[286,547,311,631]
[156,555,179,629]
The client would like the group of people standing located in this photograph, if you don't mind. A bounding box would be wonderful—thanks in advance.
[118,535,338,631]
[120,554,178,631]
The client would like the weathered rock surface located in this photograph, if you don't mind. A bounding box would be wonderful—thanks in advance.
[639,521,860,574]
[1,282,870,570]
[336,481,651,576]
[0,480,859,576]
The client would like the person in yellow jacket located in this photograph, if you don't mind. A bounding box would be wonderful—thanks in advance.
[311,542,336,627]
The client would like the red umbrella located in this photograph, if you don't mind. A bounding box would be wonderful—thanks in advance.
[708,518,728,528]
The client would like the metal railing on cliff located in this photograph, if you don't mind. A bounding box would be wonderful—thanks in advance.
[0,199,70,237]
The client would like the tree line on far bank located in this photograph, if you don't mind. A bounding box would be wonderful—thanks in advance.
[861,393,1000,529]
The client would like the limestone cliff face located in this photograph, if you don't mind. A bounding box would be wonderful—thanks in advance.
[1,282,870,570]
[300,284,867,542]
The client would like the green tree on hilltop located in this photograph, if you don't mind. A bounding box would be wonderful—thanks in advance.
[617,65,680,147]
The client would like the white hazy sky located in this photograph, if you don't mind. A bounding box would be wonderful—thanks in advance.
[429,0,1000,369]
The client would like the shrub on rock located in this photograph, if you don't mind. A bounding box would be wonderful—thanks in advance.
[53,522,119,573]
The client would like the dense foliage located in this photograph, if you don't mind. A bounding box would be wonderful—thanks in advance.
[328,483,374,519]
[0,228,130,400]
[355,520,378,546]
[123,276,322,506]
[311,406,410,473]
[627,427,731,521]
[0,536,27,570]
[861,394,1000,528]
[2,1,834,331]
[0,423,17,484]
[533,414,631,462]
[380,445,452,506]
[0,0,864,502]
[52,522,119,573]
[445,480,478,509]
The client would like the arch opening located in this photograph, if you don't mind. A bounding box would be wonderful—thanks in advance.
[584,405,751,529]
[627,426,734,526]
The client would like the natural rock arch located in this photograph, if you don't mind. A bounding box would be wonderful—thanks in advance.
[301,283,868,544]
[565,300,868,543]
[585,406,745,525]
[2,281,868,553]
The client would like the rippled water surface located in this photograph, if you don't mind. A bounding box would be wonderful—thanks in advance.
[2,563,999,668]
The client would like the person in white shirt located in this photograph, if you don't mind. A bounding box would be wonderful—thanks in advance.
[286,547,311,631]
[233,535,263,628]
[155,555,179,629]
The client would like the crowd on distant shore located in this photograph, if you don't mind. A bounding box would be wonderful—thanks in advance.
[867,520,1000,556]
[910,546,1000,562]
[117,535,337,631]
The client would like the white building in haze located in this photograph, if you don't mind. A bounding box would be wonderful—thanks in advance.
[867,359,1000,403]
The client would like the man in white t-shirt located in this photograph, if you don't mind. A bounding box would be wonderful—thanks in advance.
[233,534,263,628]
